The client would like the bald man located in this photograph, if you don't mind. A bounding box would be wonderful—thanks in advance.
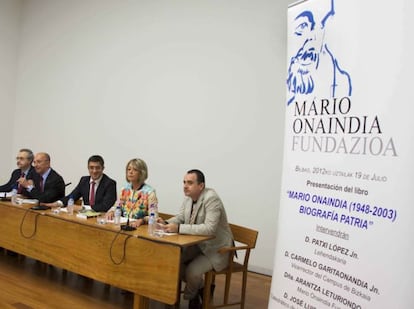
[19,152,65,203]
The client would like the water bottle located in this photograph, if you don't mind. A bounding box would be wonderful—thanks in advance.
[67,196,74,215]
[148,213,155,236]
[114,205,122,225]
[149,203,158,219]
[11,186,18,205]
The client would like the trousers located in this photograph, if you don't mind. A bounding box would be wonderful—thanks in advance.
[181,245,213,300]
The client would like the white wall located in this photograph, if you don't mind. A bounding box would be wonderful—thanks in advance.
[9,0,292,275]
[0,0,22,178]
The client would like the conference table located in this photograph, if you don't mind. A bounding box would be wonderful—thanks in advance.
[0,200,212,309]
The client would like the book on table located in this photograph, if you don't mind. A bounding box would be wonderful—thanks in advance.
[76,209,101,219]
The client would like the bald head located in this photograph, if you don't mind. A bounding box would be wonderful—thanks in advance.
[33,152,51,175]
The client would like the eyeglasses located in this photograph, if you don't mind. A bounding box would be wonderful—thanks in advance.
[16,157,29,160]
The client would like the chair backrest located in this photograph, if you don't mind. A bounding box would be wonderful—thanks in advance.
[229,223,258,249]
[227,223,258,269]
[158,212,174,221]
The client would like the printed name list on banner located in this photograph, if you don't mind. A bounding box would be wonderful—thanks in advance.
[269,0,414,308]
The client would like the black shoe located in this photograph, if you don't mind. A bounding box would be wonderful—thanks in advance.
[188,295,201,309]
[198,283,215,301]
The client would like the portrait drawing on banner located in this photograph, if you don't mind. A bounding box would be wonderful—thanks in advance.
[286,0,352,105]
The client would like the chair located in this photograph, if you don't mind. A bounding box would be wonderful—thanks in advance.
[202,223,258,309]
[158,212,174,221]
[158,213,259,309]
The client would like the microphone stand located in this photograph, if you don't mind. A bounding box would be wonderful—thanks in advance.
[121,208,136,231]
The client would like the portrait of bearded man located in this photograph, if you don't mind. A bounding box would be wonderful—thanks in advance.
[286,0,352,106]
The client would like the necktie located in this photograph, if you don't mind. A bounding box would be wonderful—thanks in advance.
[89,181,96,206]
[17,172,25,194]
[39,177,44,192]
[190,201,197,224]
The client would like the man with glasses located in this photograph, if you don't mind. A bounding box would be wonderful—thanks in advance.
[19,152,65,203]
[0,148,37,195]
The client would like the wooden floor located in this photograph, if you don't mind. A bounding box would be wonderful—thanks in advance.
[0,251,271,309]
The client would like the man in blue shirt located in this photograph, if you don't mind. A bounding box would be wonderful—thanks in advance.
[19,152,65,203]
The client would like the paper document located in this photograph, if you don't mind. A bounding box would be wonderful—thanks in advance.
[154,230,178,236]
[21,199,39,204]
[76,210,101,219]
[0,192,13,198]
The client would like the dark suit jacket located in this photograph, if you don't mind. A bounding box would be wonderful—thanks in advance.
[62,174,116,212]
[26,169,65,203]
[0,166,37,196]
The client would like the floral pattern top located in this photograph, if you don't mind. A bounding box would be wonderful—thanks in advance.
[118,183,157,220]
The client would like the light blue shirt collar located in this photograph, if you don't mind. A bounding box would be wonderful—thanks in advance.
[41,168,52,181]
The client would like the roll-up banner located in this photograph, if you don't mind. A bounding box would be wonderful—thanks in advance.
[269,0,414,308]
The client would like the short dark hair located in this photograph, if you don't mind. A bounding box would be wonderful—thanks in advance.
[187,169,205,185]
[88,155,104,167]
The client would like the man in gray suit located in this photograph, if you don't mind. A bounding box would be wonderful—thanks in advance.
[160,169,233,309]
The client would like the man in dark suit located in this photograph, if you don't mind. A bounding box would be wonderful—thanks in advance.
[0,148,37,195]
[19,152,65,203]
[44,155,117,212]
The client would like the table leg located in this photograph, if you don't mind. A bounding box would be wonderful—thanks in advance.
[133,294,149,309]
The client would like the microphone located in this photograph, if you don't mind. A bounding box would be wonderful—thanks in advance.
[65,182,72,187]
[121,206,136,231]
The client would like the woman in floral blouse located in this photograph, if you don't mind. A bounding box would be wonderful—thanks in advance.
[107,158,157,227]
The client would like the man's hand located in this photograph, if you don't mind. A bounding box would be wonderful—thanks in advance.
[17,178,33,188]
[156,217,166,224]
[164,223,179,233]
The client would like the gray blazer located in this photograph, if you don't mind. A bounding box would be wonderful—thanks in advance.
[168,188,233,271]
